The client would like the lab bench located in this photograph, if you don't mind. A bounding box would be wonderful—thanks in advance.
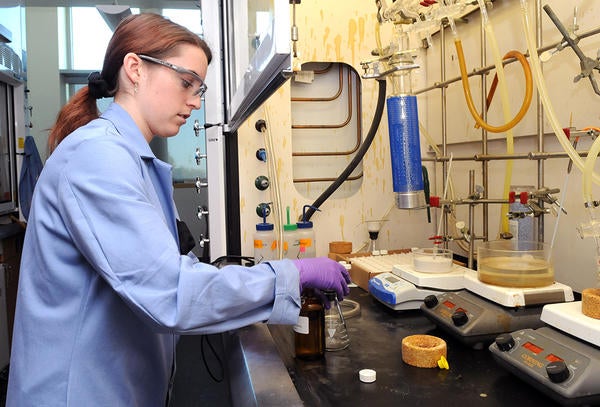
[265,287,561,407]
[172,287,563,406]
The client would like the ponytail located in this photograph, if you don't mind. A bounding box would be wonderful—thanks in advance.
[47,86,99,155]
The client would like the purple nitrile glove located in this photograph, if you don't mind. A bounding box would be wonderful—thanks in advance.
[293,257,351,302]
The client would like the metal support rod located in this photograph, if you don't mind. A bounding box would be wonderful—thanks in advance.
[543,4,600,96]
[421,149,590,162]
[468,170,476,269]
[543,5,586,61]
[536,0,545,242]
[480,151,590,160]
[414,25,600,95]
[438,198,511,205]
[440,20,449,250]
[480,12,489,248]
[528,151,588,159]
[426,129,597,150]
[447,235,485,243]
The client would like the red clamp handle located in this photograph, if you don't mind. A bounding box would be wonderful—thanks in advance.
[428,235,443,245]
[429,196,440,208]
[520,191,529,204]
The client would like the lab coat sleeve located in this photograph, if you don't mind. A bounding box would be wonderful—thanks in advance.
[57,137,300,334]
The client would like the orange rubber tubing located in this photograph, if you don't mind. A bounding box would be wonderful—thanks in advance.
[456,40,533,133]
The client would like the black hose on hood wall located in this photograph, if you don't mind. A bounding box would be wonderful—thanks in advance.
[304,79,387,222]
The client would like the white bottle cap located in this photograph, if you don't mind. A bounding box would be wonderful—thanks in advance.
[359,368,376,383]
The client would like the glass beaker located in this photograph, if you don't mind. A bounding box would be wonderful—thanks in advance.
[477,240,554,288]
[324,290,350,351]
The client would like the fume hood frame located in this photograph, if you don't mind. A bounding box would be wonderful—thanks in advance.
[222,0,292,134]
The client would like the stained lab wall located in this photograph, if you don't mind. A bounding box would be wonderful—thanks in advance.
[236,0,600,293]
[236,0,436,263]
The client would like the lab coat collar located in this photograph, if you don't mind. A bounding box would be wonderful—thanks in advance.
[100,103,157,160]
[100,102,178,240]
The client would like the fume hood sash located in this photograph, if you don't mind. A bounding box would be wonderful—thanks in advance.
[224,0,291,133]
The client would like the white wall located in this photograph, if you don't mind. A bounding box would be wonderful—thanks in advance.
[25,7,61,160]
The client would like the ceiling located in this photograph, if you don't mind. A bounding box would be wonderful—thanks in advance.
[3,1,200,9]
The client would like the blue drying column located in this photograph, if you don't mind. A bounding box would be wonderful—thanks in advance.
[386,94,426,209]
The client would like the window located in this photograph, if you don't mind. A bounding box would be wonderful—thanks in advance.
[58,7,207,182]
[69,7,114,70]
[162,9,203,36]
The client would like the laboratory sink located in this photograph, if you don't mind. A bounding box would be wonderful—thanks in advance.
[169,324,302,407]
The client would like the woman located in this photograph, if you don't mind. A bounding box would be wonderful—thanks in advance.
[7,13,350,406]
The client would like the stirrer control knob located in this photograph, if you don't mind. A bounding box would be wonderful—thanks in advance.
[494,333,515,352]
[423,295,438,308]
[451,310,468,326]
[546,361,570,383]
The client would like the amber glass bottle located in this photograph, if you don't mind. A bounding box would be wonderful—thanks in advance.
[294,288,325,360]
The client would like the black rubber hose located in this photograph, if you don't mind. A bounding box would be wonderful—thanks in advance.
[304,79,387,221]
[422,165,431,223]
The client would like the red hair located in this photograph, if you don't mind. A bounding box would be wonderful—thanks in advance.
[47,13,212,154]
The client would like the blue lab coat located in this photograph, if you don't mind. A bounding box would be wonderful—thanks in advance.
[7,103,301,406]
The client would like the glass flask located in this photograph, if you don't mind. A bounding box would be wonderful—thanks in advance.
[324,290,350,351]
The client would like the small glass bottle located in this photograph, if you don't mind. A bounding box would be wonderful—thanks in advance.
[294,289,324,360]
[324,290,350,351]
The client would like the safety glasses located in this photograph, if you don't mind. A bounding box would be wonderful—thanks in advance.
[138,54,207,97]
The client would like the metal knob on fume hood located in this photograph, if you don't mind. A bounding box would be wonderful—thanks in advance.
[199,234,210,249]
[423,295,438,308]
[255,175,270,190]
[197,206,209,220]
[256,148,267,162]
[195,177,208,193]
[195,148,207,165]
[193,120,201,137]
[451,310,468,327]
[494,333,515,352]
[546,361,570,383]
